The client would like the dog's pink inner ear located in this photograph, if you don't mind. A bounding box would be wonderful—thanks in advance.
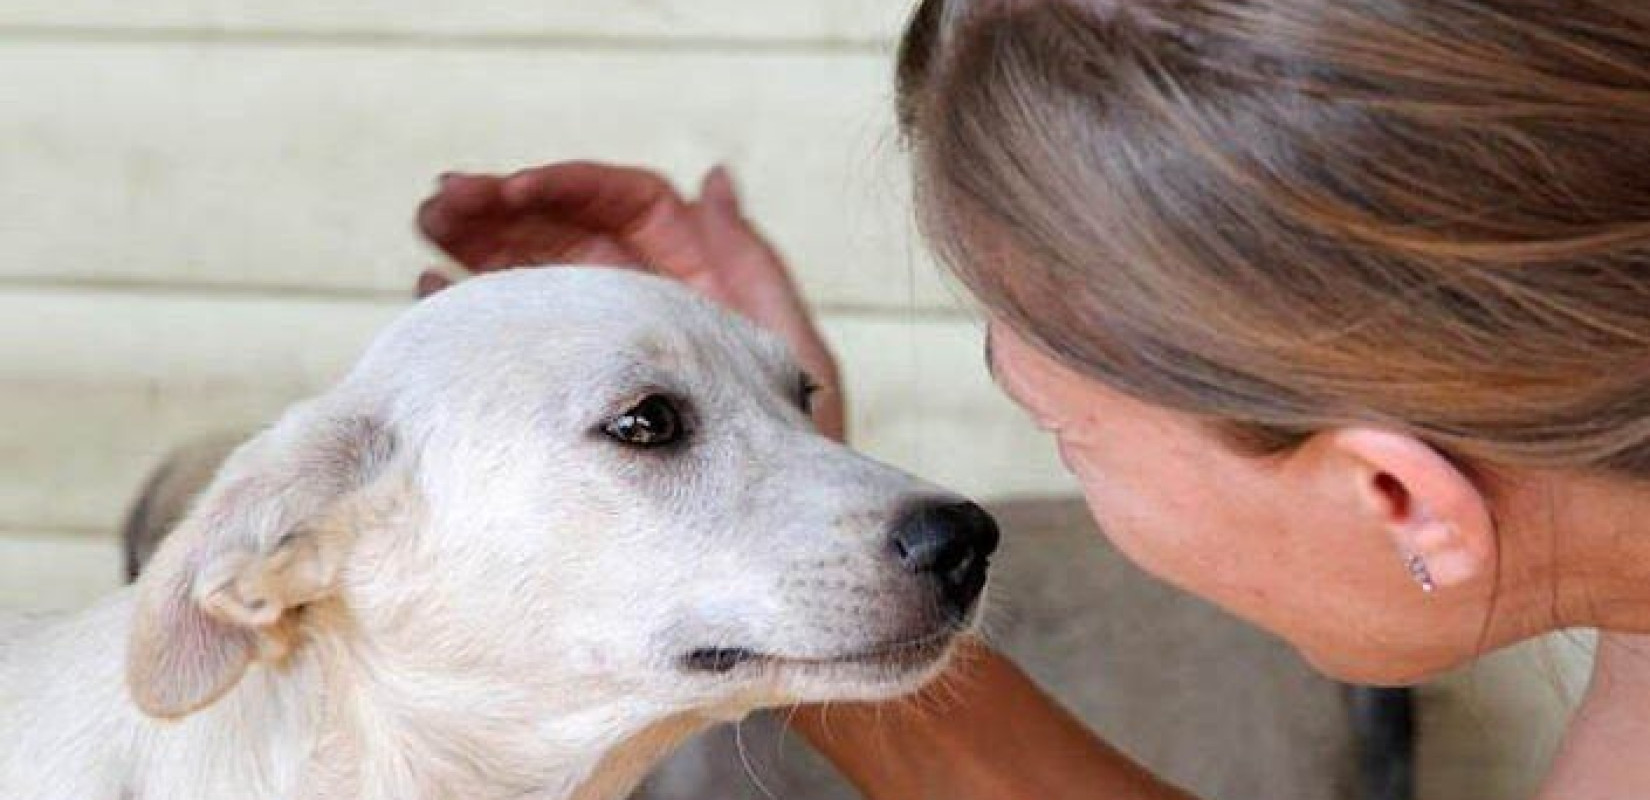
[127,566,259,719]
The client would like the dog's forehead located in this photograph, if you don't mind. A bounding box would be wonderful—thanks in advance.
[421,267,717,327]
[355,268,793,393]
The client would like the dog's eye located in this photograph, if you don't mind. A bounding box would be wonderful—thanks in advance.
[798,374,821,415]
[603,395,683,447]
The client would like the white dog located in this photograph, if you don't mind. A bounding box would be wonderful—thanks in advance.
[0,268,997,800]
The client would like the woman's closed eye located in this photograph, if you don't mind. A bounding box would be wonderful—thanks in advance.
[985,332,1063,432]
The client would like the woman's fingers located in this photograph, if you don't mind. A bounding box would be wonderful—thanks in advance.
[415,269,456,298]
[695,164,782,279]
[557,235,645,268]
[496,162,720,284]
[700,163,742,217]
[414,223,639,300]
[417,174,505,259]
[496,161,684,230]
[419,166,654,272]
[435,173,505,217]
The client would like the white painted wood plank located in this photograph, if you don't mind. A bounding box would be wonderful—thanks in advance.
[831,316,1077,504]
[0,286,1073,534]
[0,0,909,43]
[0,531,122,612]
[0,288,403,535]
[0,41,955,311]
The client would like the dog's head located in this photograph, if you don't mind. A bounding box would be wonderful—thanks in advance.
[128,268,995,722]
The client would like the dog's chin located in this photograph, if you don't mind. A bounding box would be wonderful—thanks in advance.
[681,620,969,703]
[778,635,962,703]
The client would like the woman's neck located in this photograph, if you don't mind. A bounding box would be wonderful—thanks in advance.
[1486,469,1650,639]
[1536,633,1650,799]
[1542,472,1650,633]
[1501,472,1650,797]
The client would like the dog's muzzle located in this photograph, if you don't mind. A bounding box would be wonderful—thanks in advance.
[680,500,998,676]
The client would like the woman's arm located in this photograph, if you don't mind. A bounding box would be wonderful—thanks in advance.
[795,640,1197,800]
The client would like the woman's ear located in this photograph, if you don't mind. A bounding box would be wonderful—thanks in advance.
[1323,428,1496,593]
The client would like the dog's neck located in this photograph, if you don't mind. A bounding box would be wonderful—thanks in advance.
[150,486,733,799]
[565,712,727,800]
[260,622,732,799]
[64,597,733,800]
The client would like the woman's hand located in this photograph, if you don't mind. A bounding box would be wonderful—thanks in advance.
[416,161,844,440]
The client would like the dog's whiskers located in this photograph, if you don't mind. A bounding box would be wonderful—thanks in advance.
[732,718,779,800]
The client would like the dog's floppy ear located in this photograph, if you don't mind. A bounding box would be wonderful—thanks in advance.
[127,399,397,719]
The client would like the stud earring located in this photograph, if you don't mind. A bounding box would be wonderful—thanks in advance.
[1404,552,1436,594]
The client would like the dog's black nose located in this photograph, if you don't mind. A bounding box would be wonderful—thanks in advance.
[889,501,1000,614]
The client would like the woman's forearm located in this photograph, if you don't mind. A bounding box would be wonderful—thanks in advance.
[794,641,1198,800]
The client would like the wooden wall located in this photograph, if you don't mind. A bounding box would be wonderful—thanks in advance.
[0,1,1076,610]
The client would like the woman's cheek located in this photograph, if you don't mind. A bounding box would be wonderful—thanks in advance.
[1056,432,1208,585]
[1056,436,1141,538]
[1054,435,1104,484]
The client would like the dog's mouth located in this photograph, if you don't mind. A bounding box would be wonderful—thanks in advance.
[682,626,962,675]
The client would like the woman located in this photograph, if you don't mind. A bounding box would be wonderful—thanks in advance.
[416,0,1650,796]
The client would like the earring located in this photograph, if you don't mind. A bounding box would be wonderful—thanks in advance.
[1404,552,1436,594]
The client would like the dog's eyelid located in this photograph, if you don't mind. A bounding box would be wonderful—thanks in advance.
[601,378,688,416]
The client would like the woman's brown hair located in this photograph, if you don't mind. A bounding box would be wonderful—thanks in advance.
[897,0,1650,478]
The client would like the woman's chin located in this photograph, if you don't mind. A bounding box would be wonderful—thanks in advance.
[1298,644,1455,688]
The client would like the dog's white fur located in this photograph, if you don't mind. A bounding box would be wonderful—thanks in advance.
[0,268,980,800]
